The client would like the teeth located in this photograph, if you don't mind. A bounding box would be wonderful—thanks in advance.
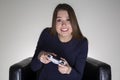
[61,28,68,32]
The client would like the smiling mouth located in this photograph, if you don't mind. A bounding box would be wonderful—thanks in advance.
[61,28,69,32]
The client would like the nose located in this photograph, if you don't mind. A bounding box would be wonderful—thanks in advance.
[62,21,67,26]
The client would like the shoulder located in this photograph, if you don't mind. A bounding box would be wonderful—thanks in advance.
[81,37,88,44]
[75,37,88,49]
[77,37,88,45]
[38,27,52,41]
[41,27,51,34]
[40,27,52,36]
[76,37,88,56]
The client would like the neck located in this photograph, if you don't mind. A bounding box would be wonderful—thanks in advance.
[58,35,72,43]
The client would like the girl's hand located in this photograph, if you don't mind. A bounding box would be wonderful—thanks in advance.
[58,58,72,74]
[38,51,51,64]
[38,51,56,64]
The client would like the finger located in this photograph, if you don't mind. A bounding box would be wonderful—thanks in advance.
[49,52,57,56]
[46,56,51,62]
[60,58,67,62]
[40,55,48,62]
[43,58,50,64]
[60,58,68,65]
[58,64,65,67]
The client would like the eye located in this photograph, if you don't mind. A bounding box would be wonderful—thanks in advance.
[56,19,62,22]
[67,18,70,21]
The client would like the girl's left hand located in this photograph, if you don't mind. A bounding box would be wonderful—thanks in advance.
[58,58,72,74]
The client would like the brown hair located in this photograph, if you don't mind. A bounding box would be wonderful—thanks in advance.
[51,3,84,39]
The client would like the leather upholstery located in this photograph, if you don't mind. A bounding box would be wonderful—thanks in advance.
[82,58,111,80]
[9,57,111,80]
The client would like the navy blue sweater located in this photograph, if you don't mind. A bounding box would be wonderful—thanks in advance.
[31,28,88,80]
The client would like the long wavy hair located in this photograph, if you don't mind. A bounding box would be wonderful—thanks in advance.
[50,3,84,40]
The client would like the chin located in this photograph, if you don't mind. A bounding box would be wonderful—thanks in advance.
[60,34,70,37]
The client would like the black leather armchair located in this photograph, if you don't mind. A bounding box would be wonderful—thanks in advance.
[9,57,111,80]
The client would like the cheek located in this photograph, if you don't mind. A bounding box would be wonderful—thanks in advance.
[69,26,73,33]
[56,26,60,33]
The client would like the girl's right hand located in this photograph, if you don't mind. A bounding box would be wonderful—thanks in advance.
[38,51,51,64]
[38,51,57,64]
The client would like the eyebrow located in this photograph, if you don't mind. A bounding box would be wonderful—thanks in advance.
[56,16,62,18]
[56,16,69,19]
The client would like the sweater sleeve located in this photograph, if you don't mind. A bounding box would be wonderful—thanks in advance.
[67,38,88,80]
[30,28,48,71]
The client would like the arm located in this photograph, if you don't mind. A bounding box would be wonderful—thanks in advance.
[30,28,48,71]
[68,38,88,80]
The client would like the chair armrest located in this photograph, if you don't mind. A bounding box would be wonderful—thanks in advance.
[82,57,111,80]
[9,57,36,80]
[9,57,111,80]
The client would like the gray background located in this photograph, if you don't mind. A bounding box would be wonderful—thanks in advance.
[0,0,120,80]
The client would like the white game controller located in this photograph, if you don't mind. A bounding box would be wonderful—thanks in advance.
[47,54,65,65]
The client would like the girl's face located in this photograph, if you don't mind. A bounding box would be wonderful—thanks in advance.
[56,10,73,39]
